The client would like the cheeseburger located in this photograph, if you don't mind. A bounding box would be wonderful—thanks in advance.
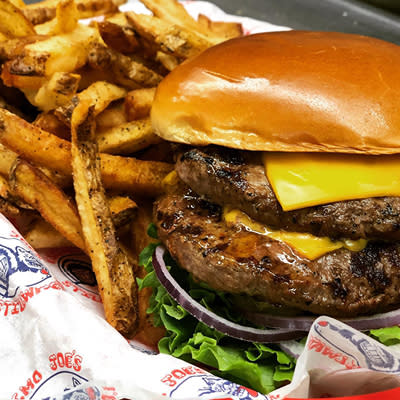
[144,31,400,378]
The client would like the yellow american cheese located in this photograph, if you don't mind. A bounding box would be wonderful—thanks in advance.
[223,208,367,260]
[263,152,400,211]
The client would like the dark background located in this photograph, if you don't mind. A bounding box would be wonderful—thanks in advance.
[24,0,400,44]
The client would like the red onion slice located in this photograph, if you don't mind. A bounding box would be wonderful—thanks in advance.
[152,245,306,343]
[243,305,400,332]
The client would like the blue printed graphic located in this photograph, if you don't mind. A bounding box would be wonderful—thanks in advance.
[0,237,50,298]
[169,374,266,399]
[315,319,400,373]
[31,371,92,399]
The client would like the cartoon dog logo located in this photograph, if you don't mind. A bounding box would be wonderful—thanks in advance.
[30,372,97,400]
[0,238,50,298]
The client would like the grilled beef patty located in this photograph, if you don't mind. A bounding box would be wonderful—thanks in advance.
[176,147,400,241]
[155,191,400,317]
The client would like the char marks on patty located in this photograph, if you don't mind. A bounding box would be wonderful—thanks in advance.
[154,191,400,317]
[176,147,400,241]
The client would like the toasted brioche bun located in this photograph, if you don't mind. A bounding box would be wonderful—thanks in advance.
[151,31,400,155]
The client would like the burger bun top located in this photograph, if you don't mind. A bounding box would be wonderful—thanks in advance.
[151,31,400,155]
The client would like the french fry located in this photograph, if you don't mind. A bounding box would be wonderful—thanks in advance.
[97,20,140,54]
[70,100,138,336]
[87,42,163,90]
[0,143,17,176]
[33,112,71,140]
[155,51,178,72]
[197,13,243,40]
[108,195,138,228]
[1,67,46,90]
[23,0,125,25]
[24,195,138,250]
[0,0,36,38]
[9,158,86,251]
[55,81,127,125]
[0,109,172,195]
[35,0,79,35]
[97,118,161,155]
[140,0,220,44]
[7,0,25,8]
[126,12,210,60]
[0,139,70,188]
[0,36,49,62]
[24,72,81,111]
[25,218,74,249]
[5,24,100,78]
[96,101,127,133]
[99,153,171,195]
[124,87,156,121]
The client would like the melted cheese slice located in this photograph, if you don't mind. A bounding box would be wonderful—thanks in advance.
[263,153,400,211]
[223,208,367,260]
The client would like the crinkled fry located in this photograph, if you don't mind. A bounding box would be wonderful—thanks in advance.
[71,101,138,336]
[9,158,86,250]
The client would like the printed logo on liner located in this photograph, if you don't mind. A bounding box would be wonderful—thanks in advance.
[0,237,50,299]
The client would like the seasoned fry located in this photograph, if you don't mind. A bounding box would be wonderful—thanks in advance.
[97,118,161,154]
[87,42,163,89]
[140,0,220,43]
[0,0,36,38]
[9,159,86,250]
[71,101,138,336]
[124,87,156,121]
[100,153,171,195]
[108,195,138,228]
[126,12,210,60]
[155,51,178,72]
[25,218,74,249]
[33,112,71,140]
[23,0,125,25]
[35,0,79,35]
[97,20,140,54]
[24,72,81,111]
[0,109,171,195]
[197,13,243,40]
[5,24,100,78]
[0,36,49,62]
[0,143,17,176]
[96,101,127,132]
[55,81,127,125]
[1,68,46,90]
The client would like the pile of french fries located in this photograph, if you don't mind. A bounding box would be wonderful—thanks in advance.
[0,0,243,341]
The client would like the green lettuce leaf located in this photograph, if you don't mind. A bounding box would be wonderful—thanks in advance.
[370,326,400,346]
[138,243,296,394]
